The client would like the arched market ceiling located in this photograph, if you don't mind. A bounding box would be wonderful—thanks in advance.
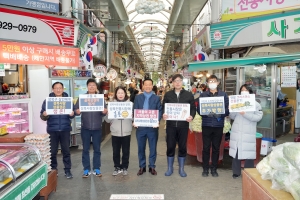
[122,0,175,71]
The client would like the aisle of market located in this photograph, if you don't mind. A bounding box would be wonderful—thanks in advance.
[46,122,243,200]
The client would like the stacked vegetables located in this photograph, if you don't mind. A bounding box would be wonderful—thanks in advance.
[256,143,300,200]
[190,115,231,134]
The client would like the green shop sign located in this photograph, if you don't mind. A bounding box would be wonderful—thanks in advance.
[210,9,300,49]
[0,164,47,200]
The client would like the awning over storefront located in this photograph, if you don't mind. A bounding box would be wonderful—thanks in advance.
[188,53,300,71]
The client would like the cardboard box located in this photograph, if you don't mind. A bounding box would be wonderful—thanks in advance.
[260,138,276,155]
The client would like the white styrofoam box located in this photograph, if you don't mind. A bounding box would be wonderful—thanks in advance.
[260,138,276,155]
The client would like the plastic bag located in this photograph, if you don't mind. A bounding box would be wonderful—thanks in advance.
[256,156,272,180]
[283,143,300,171]
[223,117,231,133]
[190,112,202,132]
[269,147,296,173]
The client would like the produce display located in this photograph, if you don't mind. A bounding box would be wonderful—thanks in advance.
[256,142,300,200]
[25,134,52,172]
[190,115,231,133]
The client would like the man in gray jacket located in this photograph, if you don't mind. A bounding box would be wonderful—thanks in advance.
[74,78,107,178]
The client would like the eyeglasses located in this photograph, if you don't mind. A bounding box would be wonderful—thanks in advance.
[207,80,218,83]
[173,79,183,83]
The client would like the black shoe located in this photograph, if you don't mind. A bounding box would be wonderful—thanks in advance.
[211,168,219,177]
[232,174,241,179]
[149,168,157,175]
[137,167,146,176]
[202,169,209,177]
[65,171,73,179]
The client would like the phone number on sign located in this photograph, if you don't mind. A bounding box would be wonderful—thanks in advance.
[0,21,37,33]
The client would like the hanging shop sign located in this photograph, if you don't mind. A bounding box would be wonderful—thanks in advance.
[182,68,193,79]
[107,102,133,119]
[281,66,297,88]
[0,6,75,46]
[0,0,59,13]
[93,64,107,78]
[79,94,104,112]
[211,10,300,49]
[221,0,300,22]
[0,40,79,66]
[111,51,123,68]
[106,68,118,80]
[50,69,92,78]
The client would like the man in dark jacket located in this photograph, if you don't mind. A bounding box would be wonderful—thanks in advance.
[133,79,162,176]
[40,82,75,179]
[162,74,196,177]
[74,78,108,178]
[197,75,229,177]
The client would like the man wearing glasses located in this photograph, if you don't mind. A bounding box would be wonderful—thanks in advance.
[198,75,229,177]
[162,74,195,177]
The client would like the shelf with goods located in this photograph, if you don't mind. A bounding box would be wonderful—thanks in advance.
[0,99,32,134]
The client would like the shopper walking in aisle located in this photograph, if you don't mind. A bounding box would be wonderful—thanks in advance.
[40,82,75,179]
[229,84,263,178]
[133,79,162,176]
[105,86,132,176]
[74,78,107,178]
[162,74,196,177]
[197,75,229,177]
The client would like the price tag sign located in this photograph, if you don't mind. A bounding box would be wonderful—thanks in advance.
[108,102,133,119]
[6,123,15,128]
[134,109,159,127]
[46,97,73,115]
[11,111,21,116]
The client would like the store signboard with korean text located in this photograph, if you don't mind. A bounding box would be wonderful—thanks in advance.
[211,10,300,49]
[0,0,59,12]
[0,40,80,67]
[221,0,300,21]
[0,6,75,46]
[50,69,92,78]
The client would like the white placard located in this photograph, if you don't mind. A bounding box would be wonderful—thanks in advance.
[199,96,225,115]
[165,103,190,121]
[108,102,133,119]
[229,94,256,112]
[46,97,73,115]
[281,66,297,87]
[134,109,159,127]
[79,94,104,112]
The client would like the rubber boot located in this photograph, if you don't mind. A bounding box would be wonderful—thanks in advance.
[165,157,174,176]
[178,157,187,177]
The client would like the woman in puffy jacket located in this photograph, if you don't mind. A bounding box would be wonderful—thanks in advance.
[229,84,263,179]
[105,86,133,176]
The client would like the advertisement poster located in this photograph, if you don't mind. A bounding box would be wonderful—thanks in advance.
[229,94,256,112]
[50,69,92,78]
[108,102,133,119]
[134,109,159,127]
[165,103,190,121]
[199,97,225,115]
[0,41,79,67]
[79,94,104,112]
[221,0,300,21]
[46,97,73,115]
[281,66,297,87]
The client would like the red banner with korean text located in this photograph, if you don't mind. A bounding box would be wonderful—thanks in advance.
[0,40,79,67]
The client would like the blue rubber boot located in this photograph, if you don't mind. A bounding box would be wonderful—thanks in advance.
[165,157,174,176]
[178,157,187,177]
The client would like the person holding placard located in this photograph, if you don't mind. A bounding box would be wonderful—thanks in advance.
[105,86,133,176]
[40,82,75,179]
[197,75,229,177]
[229,84,263,179]
[133,79,162,176]
[74,78,108,178]
[162,74,196,177]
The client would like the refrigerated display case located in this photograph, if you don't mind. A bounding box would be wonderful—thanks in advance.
[0,143,47,200]
[0,99,32,134]
[49,69,93,146]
